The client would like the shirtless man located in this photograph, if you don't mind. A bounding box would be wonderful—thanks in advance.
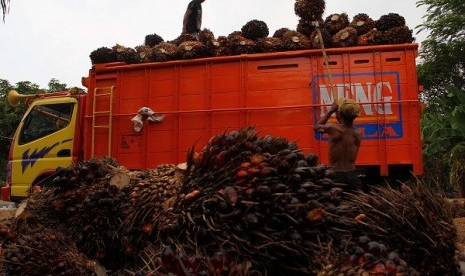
[313,98,363,190]
[182,0,205,39]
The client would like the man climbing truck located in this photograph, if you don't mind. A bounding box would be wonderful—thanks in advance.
[2,43,423,201]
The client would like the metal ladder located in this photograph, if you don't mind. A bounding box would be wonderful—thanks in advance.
[91,86,116,158]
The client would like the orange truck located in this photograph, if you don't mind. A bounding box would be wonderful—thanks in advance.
[2,43,423,201]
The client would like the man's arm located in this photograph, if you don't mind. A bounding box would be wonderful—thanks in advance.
[182,8,192,33]
[182,9,191,33]
[313,101,338,133]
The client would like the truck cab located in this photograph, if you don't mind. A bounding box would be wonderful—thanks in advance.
[2,91,86,201]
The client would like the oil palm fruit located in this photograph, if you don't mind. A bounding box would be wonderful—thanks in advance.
[178,41,209,60]
[212,35,232,57]
[256,37,284,53]
[341,181,457,275]
[282,30,311,50]
[135,45,155,63]
[324,13,349,35]
[332,27,358,47]
[357,29,382,46]
[349,13,375,36]
[375,13,406,32]
[144,33,164,47]
[170,33,197,46]
[309,25,332,49]
[199,28,215,45]
[228,32,257,55]
[241,19,269,40]
[112,44,140,64]
[153,42,178,62]
[273,27,292,39]
[89,47,117,64]
[294,0,326,21]
[383,25,414,44]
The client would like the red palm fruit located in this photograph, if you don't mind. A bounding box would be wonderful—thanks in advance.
[188,256,200,271]
[371,263,387,275]
[384,260,397,275]
[306,207,326,222]
[185,190,200,200]
[247,167,261,176]
[250,154,264,165]
[211,251,225,271]
[260,166,277,177]
[161,246,176,272]
[236,170,249,179]
[223,186,238,206]
[240,162,251,169]
[142,223,153,234]
[216,150,228,166]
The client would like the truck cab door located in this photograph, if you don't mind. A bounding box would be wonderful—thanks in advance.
[10,97,78,198]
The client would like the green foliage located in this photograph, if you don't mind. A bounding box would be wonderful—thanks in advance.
[417,0,465,41]
[417,0,465,194]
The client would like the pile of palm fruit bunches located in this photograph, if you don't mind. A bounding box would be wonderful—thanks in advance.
[0,126,460,275]
[90,0,414,64]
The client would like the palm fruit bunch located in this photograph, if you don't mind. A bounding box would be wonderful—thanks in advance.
[50,157,120,192]
[332,27,358,48]
[212,35,233,57]
[67,181,131,269]
[383,26,414,44]
[228,32,257,55]
[357,29,382,46]
[313,236,419,275]
[340,182,459,275]
[256,37,284,53]
[120,164,183,254]
[153,42,178,62]
[144,33,164,47]
[1,229,96,276]
[170,33,198,46]
[136,244,261,275]
[199,28,220,55]
[153,127,356,275]
[281,30,311,51]
[199,28,215,45]
[296,18,316,36]
[112,44,140,64]
[349,13,375,36]
[241,19,269,40]
[89,47,117,64]
[135,45,155,63]
[324,13,350,35]
[272,27,292,39]
[375,13,406,32]
[294,0,326,21]
[178,40,209,60]
[309,26,332,49]
[13,158,121,233]
[0,224,17,247]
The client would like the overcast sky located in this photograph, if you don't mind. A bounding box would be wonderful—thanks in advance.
[0,0,428,89]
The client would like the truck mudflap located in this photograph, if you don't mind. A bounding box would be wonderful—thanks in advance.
[1,186,10,202]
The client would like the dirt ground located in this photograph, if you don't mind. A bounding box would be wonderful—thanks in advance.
[0,209,15,226]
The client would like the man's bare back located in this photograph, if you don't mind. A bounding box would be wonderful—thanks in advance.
[313,99,363,190]
[327,124,362,171]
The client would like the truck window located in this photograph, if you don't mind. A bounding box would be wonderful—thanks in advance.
[19,103,74,145]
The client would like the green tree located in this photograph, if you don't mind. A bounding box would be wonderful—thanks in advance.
[417,0,465,195]
[47,78,67,92]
